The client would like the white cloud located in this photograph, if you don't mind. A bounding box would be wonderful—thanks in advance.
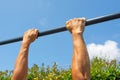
[87,40,120,61]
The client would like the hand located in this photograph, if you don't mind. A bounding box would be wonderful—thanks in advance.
[66,18,86,35]
[22,29,39,45]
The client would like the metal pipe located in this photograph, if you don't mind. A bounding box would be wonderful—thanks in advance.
[0,13,120,45]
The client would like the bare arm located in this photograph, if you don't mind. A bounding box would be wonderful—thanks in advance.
[66,18,90,80]
[11,29,38,80]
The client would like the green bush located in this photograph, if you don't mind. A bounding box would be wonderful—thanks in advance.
[0,57,120,80]
[90,57,119,80]
[27,62,72,80]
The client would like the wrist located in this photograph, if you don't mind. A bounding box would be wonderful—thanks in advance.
[72,32,83,37]
[72,32,83,40]
[71,29,83,35]
[21,41,30,48]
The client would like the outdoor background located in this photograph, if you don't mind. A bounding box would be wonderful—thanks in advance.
[0,0,120,71]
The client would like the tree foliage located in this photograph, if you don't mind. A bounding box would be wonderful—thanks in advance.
[90,57,120,80]
[0,57,120,80]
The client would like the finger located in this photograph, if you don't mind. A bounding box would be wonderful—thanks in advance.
[25,29,32,37]
[35,29,39,38]
[78,17,86,21]
[66,20,71,28]
[73,18,77,21]
[81,17,86,24]
[66,19,72,25]
[81,17,86,21]
[78,18,86,25]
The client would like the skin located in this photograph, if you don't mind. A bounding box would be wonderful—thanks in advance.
[11,29,38,80]
[11,18,90,80]
[66,18,90,80]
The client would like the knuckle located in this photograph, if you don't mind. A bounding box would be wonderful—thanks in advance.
[82,17,86,21]
[66,21,69,25]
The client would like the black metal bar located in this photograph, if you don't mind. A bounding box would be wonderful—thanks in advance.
[0,13,120,45]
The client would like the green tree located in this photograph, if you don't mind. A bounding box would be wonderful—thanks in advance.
[0,57,120,80]
[90,57,119,80]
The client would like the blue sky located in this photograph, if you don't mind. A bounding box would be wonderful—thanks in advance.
[0,0,120,70]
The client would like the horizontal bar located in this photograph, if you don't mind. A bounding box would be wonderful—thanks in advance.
[0,13,120,45]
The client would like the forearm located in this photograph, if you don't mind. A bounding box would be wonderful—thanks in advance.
[12,42,29,80]
[72,33,90,80]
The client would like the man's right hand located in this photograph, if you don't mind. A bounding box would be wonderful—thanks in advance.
[22,29,39,45]
[66,18,86,35]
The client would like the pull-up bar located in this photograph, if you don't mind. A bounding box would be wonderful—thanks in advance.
[0,13,120,46]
